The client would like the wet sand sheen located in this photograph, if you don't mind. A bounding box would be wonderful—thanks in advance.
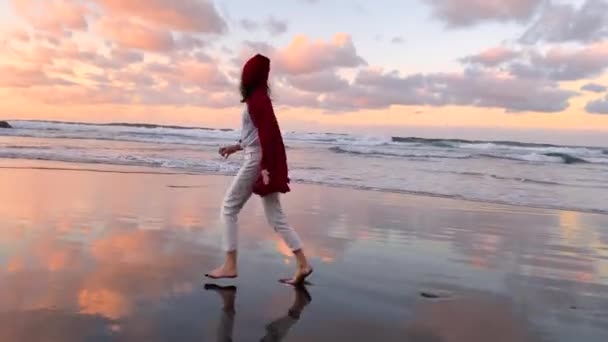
[0,160,607,341]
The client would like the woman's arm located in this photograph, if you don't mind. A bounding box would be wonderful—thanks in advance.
[219,144,242,158]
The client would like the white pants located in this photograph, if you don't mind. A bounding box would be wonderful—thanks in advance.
[221,147,302,252]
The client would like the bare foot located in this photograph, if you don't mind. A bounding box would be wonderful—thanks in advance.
[279,266,313,286]
[205,265,237,279]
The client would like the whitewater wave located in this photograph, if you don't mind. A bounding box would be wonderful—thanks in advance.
[0,148,242,174]
[426,169,608,189]
[476,153,589,164]
[329,146,600,165]
[392,136,606,158]
[328,146,472,159]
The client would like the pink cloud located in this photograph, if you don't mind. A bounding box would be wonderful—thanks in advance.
[137,87,235,108]
[236,34,366,75]
[11,0,87,34]
[97,18,174,52]
[0,65,72,88]
[16,84,132,105]
[92,0,226,33]
[510,42,608,81]
[7,28,30,42]
[463,47,519,66]
[274,33,366,74]
[177,60,232,90]
[33,32,62,45]
[425,0,543,27]
[139,55,232,89]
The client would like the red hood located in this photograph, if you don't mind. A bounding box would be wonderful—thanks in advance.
[242,54,270,89]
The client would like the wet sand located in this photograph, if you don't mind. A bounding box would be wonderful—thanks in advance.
[0,160,607,342]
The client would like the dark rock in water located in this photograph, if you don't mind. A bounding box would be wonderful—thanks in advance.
[0,121,11,128]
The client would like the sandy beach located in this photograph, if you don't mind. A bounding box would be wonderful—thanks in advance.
[1,159,607,341]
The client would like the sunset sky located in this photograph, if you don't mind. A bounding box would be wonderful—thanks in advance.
[1,0,608,141]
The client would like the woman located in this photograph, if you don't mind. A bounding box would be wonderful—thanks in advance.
[206,54,313,285]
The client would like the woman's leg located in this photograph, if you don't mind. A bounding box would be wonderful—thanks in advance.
[262,193,312,284]
[206,153,259,278]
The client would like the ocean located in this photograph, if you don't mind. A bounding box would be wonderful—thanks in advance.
[1,120,607,214]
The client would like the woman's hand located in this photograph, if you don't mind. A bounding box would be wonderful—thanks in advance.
[261,169,270,185]
[219,144,241,159]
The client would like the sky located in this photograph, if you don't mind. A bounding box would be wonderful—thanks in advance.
[1,0,608,142]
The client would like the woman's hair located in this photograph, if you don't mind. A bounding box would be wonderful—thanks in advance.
[240,82,271,103]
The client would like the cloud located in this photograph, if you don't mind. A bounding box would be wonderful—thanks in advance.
[233,34,366,76]
[391,36,405,44]
[110,49,144,66]
[285,71,349,92]
[5,28,30,43]
[239,19,259,31]
[174,35,206,50]
[520,0,608,44]
[140,55,232,89]
[320,67,576,113]
[264,17,288,36]
[273,85,320,108]
[2,37,144,72]
[8,84,131,106]
[321,70,427,110]
[239,17,288,36]
[135,86,235,108]
[11,0,88,34]
[273,33,366,74]
[0,65,73,88]
[91,0,227,33]
[177,60,232,90]
[424,0,543,27]
[508,42,608,81]
[462,46,519,66]
[581,83,607,93]
[97,18,174,51]
[427,69,576,112]
[33,32,61,45]
[585,95,608,114]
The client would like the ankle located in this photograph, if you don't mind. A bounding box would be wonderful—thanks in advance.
[298,263,310,271]
[223,262,237,270]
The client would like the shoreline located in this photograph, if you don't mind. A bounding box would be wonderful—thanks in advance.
[0,158,606,216]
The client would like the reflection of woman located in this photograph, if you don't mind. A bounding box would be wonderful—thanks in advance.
[206,54,312,285]
[205,284,312,342]
[205,284,237,342]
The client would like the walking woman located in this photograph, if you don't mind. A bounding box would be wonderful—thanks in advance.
[206,54,313,285]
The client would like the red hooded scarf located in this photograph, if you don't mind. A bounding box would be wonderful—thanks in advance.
[242,54,290,196]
